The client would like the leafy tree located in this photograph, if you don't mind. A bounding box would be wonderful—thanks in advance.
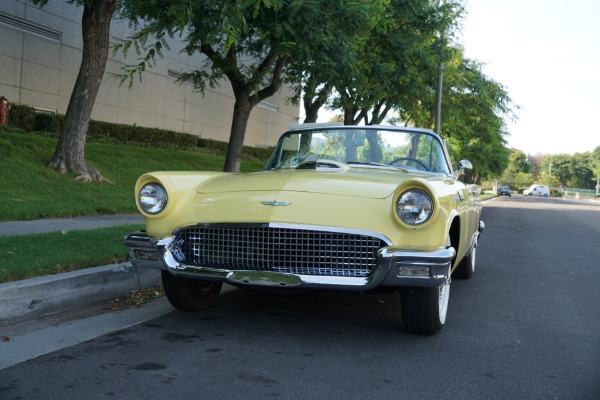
[541,155,569,185]
[330,0,462,126]
[542,153,594,189]
[32,0,117,182]
[566,153,594,188]
[593,146,600,165]
[118,0,285,172]
[430,53,515,180]
[499,148,528,186]
[538,174,561,187]
[119,0,378,172]
[526,153,544,178]
[513,172,534,188]
[286,1,386,123]
[507,149,529,175]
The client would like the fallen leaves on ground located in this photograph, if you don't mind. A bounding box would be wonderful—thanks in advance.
[110,284,164,309]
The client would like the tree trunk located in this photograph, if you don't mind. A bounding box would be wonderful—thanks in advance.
[223,96,253,173]
[303,101,320,123]
[344,107,367,125]
[369,102,392,125]
[220,51,286,173]
[303,82,333,123]
[48,0,116,183]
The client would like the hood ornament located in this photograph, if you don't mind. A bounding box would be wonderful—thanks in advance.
[262,200,292,206]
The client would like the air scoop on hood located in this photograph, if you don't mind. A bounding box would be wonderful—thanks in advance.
[196,168,403,199]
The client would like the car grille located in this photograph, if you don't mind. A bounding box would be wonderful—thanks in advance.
[173,225,386,278]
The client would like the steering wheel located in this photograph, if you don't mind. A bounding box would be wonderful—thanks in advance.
[388,157,429,171]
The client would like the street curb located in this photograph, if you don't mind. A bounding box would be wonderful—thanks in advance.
[0,263,160,326]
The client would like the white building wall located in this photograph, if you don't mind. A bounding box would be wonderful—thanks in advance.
[0,0,299,148]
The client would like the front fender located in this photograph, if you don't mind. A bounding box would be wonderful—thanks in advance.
[135,171,229,236]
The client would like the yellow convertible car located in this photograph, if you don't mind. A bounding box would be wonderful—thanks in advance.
[124,124,483,335]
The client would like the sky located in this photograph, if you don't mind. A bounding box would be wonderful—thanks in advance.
[312,0,600,156]
[459,0,600,155]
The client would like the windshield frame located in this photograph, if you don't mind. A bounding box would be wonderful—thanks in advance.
[264,125,453,175]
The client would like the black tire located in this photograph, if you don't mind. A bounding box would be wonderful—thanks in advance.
[400,282,450,335]
[453,245,476,279]
[161,270,222,312]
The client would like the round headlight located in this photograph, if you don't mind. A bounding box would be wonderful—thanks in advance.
[396,189,433,225]
[138,182,168,215]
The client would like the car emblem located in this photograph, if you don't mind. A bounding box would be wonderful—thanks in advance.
[261,200,292,206]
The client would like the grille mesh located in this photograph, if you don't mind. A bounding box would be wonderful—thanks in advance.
[174,225,386,277]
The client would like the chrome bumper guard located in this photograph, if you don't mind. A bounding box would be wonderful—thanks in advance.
[123,231,456,290]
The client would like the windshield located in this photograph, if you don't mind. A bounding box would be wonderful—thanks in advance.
[265,127,451,174]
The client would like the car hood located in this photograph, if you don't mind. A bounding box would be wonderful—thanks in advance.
[196,168,422,199]
[141,167,459,242]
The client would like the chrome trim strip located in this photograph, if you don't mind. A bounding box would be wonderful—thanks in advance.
[123,232,155,246]
[261,201,292,206]
[379,246,456,262]
[173,222,392,247]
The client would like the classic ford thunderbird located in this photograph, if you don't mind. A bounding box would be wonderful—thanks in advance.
[124,124,483,334]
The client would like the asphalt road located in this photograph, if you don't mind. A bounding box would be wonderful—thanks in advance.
[1,196,599,400]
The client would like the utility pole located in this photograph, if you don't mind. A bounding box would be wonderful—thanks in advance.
[435,61,444,134]
[434,0,446,135]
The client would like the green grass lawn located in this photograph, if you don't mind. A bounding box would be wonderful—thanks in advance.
[0,130,268,282]
[0,131,267,221]
[0,225,143,283]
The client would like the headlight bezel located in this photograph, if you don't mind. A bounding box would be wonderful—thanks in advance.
[137,182,168,215]
[395,189,434,226]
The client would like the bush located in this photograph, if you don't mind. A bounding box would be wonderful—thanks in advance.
[196,138,273,159]
[24,110,199,148]
[7,104,36,131]
[34,113,62,135]
[198,137,230,154]
[87,120,198,148]
[7,103,274,159]
[244,145,274,160]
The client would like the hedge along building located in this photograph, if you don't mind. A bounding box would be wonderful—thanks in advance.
[0,0,299,148]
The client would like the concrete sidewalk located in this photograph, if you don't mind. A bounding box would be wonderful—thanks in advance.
[0,213,144,236]
[0,213,160,326]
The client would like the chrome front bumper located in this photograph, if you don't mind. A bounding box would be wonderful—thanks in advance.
[123,232,456,290]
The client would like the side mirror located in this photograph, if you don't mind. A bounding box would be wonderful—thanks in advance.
[456,159,473,183]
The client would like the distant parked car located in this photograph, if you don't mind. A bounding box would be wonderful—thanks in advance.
[523,184,550,197]
[498,186,511,197]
